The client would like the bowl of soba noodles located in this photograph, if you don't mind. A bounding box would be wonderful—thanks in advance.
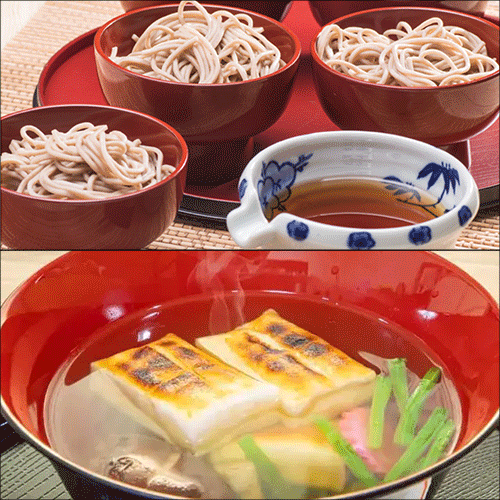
[1,250,498,500]
[308,1,491,27]
[0,105,188,250]
[94,1,301,185]
[120,1,293,22]
[310,7,499,146]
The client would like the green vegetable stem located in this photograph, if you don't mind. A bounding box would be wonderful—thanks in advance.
[418,419,455,470]
[314,417,378,487]
[384,407,448,483]
[368,375,392,449]
[238,435,304,499]
[387,358,409,412]
[394,366,441,446]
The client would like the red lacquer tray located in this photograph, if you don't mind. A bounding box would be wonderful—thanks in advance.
[35,2,499,228]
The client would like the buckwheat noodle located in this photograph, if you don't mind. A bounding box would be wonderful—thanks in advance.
[316,17,499,87]
[109,1,285,83]
[1,123,176,200]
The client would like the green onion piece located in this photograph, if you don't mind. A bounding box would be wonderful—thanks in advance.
[418,419,456,470]
[412,425,441,473]
[238,435,301,499]
[394,366,441,446]
[368,375,393,449]
[388,358,409,412]
[384,407,448,483]
[314,417,378,487]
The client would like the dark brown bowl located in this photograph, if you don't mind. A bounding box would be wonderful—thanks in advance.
[310,7,499,146]
[120,1,293,22]
[94,4,301,184]
[309,1,490,26]
[1,105,188,250]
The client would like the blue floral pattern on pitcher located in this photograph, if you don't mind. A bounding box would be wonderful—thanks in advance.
[458,206,472,226]
[238,178,248,200]
[409,226,432,245]
[348,232,376,250]
[258,153,313,220]
[287,220,309,241]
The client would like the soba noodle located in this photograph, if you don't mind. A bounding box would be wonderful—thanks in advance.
[1,123,176,200]
[316,17,499,87]
[109,1,285,83]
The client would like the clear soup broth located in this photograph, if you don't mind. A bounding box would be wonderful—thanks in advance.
[44,293,461,499]
[268,177,446,229]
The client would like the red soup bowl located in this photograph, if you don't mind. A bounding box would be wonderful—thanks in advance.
[1,251,498,500]
[1,105,188,250]
[310,7,499,146]
[94,4,301,185]
[120,1,293,22]
[308,1,491,27]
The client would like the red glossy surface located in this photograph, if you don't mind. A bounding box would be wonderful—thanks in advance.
[1,251,498,497]
[0,105,188,250]
[37,2,499,208]
[120,1,293,21]
[311,7,500,146]
[94,4,301,184]
[309,1,490,26]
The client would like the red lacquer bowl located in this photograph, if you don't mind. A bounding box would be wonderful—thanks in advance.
[308,1,491,26]
[1,251,498,499]
[120,1,293,21]
[94,4,301,185]
[1,105,188,250]
[310,7,499,146]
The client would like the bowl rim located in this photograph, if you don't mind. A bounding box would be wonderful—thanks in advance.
[94,2,302,88]
[234,130,480,239]
[0,250,498,499]
[310,6,500,91]
[0,104,189,204]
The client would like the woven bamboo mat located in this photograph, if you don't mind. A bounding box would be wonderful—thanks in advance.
[1,1,498,250]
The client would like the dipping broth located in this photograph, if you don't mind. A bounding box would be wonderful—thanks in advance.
[270,177,446,229]
[44,293,461,499]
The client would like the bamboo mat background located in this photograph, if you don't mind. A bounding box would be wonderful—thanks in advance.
[1,0,499,249]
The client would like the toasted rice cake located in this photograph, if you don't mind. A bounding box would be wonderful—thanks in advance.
[196,310,376,417]
[91,334,280,454]
[237,309,376,388]
[209,422,346,498]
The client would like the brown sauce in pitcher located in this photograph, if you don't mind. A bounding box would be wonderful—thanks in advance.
[278,177,446,229]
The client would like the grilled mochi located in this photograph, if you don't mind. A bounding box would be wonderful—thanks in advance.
[209,422,346,499]
[196,309,376,418]
[91,334,280,455]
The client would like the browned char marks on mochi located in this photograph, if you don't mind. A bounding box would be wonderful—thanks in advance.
[226,330,332,389]
[254,310,349,367]
[104,346,183,390]
[152,334,248,385]
[159,372,208,394]
[93,343,213,406]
